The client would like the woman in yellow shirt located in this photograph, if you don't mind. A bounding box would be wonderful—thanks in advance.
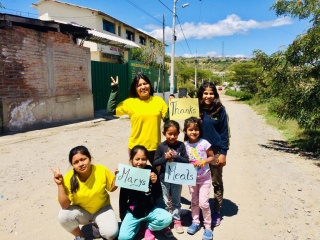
[107,73,168,165]
[51,146,118,240]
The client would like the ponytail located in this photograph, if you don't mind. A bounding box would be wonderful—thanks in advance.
[70,169,79,193]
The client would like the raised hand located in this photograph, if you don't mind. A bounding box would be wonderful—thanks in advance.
[110,76,119,86]
[50,167,63,185]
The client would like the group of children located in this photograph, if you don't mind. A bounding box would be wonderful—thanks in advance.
[52,81,229,240]
[110,116,216,240]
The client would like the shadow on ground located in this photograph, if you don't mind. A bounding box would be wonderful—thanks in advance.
[259,139,319,166]
[180,198,239,229]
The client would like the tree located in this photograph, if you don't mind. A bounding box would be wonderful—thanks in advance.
[253,0,320,130]
[130,44,165,69]
[228,61,264,95]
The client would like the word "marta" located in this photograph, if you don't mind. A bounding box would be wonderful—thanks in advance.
[117,168,147,187]
[170,101,197,116]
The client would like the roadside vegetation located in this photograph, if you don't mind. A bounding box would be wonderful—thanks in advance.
[130,1,319,158]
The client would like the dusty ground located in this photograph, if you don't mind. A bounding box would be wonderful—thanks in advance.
[0,93,319,240]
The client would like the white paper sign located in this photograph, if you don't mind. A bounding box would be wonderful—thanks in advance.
[164,162,197,186]
[115,163,150,192]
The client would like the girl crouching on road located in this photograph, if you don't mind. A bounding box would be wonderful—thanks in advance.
[51,146,118,240]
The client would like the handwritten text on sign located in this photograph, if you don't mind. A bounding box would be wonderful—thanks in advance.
[165,162,197,186]
[115,163,150,192]
[169,98,199,120]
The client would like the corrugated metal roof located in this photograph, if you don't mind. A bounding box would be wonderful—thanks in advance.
[87,29,140,49]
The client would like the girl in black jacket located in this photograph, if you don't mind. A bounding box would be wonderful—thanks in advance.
[118,145,172,240]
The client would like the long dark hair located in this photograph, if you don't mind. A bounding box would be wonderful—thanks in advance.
[68,146,91,193]
[130,145,149,161]
[197,81,224,117]
[183,117,202,141]
[129,73,154,98]
[163,120,180,134]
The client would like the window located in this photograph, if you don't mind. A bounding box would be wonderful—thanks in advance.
[102,53,112,59]
[150,41,155,47]
[103,19,115,34]
[139,36,146,45]
[126,30,135,41]
[102,53,118,60]
[118,26,121,37]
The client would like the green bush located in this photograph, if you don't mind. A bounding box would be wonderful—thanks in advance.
[225,89,253,100]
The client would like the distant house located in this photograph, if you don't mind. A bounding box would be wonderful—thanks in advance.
[32,0,163,63]
[0,13,95,133]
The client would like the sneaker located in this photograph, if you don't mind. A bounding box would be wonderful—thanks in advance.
[81,223,101,239]
[202,229,213,240]
[162,226,174,238]
[174,220,184,234]
[144,228,155,240]
[74,237,85,240]
[187,223,200,235]
[212,212,221,227]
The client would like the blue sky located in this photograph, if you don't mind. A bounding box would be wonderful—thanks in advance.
[1,0,311,58]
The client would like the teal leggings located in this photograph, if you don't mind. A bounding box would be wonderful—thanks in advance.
[118,207,172,240]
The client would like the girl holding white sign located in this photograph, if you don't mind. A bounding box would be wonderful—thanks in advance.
[183,117,215,240]
[118,145,172,240]
[154,120,189,237]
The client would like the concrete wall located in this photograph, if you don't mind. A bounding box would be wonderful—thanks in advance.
[0,25,94,133]
[2,94,93,132]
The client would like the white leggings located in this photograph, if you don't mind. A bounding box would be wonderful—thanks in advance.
[58,204,119,240]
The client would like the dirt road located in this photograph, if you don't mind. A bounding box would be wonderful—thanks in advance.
[0,94,319,240]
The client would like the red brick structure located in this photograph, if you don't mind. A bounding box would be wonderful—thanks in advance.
[0,14,94,133]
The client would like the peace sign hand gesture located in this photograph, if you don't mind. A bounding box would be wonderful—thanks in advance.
[110,76,119,86]
[50,167,64,185]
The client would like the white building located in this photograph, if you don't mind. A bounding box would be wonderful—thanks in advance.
[32,0,162,63]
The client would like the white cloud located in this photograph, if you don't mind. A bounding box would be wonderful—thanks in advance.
[145,14,293,42]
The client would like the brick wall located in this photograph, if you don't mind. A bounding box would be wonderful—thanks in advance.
[0,25,94,132]
[0,25,91,99]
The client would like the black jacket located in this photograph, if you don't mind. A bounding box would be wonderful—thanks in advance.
[153,141,189,182]
[119,165,162,220]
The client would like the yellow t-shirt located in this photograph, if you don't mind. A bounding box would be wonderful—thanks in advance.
[63,164,115,214]
[115,96,168,151]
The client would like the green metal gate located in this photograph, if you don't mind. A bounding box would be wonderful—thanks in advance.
[128,60,171,93]
[91,60,172,111]
[91,61,129,111]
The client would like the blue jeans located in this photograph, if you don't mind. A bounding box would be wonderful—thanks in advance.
[159,182,182,221]
[118,207,172,240]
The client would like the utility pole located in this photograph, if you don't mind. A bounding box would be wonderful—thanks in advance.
[170,0,178,94]
[170,1,189,94]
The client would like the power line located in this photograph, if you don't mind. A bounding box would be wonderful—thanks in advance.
[157,0,173,13]
[125,0,162,24]
[176,16,193,55]
[157,0,193,55]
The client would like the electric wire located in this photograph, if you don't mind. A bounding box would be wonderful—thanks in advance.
[157,0,173,13]
[157,0,193,55]
[125,0,163,24]
[176,16,193,55]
